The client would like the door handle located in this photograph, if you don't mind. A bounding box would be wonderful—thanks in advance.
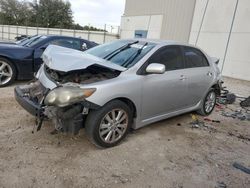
[180,75,187,81]
[207,71,213,77]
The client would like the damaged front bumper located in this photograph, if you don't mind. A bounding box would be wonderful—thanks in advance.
[14,83,46,119]
[14,81,100,134]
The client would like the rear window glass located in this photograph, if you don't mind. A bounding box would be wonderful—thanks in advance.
[183,46,209,68]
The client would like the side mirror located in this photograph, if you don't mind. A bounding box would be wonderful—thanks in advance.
[146,63,165,74]
[82,43,88,51]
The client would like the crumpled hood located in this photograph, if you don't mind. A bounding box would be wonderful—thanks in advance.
[42,45,127,72]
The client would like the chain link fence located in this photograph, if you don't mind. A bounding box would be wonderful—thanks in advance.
[0,24,120,44]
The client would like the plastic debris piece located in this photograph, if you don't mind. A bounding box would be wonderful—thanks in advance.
[240,96,250,107]
[233,162,250,174]
[216,181,227,188]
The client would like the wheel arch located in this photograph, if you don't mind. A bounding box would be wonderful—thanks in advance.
[211,83,221,96]
[106,97,137,118]
[0,55,18,78]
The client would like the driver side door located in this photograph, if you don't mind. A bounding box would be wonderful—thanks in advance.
[140,45,188,122]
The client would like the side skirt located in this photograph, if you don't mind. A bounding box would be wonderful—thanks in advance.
[133,101,202,130]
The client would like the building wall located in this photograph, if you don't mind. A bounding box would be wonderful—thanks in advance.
[121,0,196,42]
[121,15,163,39]
[189,0,250,81]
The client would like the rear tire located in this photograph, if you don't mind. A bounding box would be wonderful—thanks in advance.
[0,58,16,87]
[85,100,132,148]
[197,88,216,116]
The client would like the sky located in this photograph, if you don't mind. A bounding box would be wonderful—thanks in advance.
[67,0,126,28]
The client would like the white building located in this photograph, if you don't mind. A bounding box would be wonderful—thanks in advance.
[121,0,250,81]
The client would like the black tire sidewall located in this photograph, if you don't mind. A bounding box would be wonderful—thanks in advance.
[85,100,133,148]
[0,58,16,87]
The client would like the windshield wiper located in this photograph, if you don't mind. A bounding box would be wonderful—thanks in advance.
[122,42,148,68]
[103,41,139,60]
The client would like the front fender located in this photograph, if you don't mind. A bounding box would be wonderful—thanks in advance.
[83,74,142,114]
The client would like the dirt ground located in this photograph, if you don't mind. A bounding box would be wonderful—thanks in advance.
[0,77,249,188]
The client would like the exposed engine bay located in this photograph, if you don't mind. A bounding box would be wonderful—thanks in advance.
[18,65,120,135]
[45,65,120,84]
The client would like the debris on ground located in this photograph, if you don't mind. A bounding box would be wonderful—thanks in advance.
[216,85,250,121]
[215,181,227,188]
[217,88,236,105]
[240,96,250,108]
[217,85,249,108]
[228,131,250,142]
[221,110,250,121]
[190,114,217,132]
[111,174,130,184]
[232,162,250,174]
[11,126,21,132]
[190,114,205,128]
[204,118,220,123]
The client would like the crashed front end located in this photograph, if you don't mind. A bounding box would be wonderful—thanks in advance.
[14,79,98,134]
[14,45,123,134]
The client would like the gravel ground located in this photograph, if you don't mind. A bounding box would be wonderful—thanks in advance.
[0,77,249,188]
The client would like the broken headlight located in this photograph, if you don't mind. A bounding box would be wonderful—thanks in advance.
[44,87,96,107]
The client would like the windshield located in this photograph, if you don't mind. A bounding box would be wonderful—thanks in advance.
[16,35,40,46]
[17,35,47,47]
[86,40,156,68]
[15,38,29,45]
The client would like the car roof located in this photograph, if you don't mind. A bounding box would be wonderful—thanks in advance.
[120,38,209,58]
[44,35,98,44]
[124,38,196,48]
[44,35,82,39]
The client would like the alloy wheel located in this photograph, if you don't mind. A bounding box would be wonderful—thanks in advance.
[0,61,13,86]
[204,91,216,113]
[99,109,128,144]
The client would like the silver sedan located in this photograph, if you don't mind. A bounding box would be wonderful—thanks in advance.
[15,39,222,148]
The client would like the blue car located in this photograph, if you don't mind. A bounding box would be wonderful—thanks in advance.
[0,35,98,87]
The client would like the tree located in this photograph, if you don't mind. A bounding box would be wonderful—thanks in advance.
[0,0,107,32]
[0,0,73,28]
[0,0,32,25]
[32,0,73,28]
[82,25,107,32]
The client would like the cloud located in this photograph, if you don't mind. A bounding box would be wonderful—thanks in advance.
[68,0,125,27]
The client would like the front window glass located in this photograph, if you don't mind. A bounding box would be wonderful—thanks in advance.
[148,46,184,71]
[86,40,156,68]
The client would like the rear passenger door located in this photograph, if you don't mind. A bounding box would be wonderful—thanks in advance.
[141,45,187,121]
[182,46,213,107]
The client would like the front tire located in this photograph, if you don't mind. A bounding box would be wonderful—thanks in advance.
[0,58,16,87]
[85,100,132,148]
[197,89,216,116]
